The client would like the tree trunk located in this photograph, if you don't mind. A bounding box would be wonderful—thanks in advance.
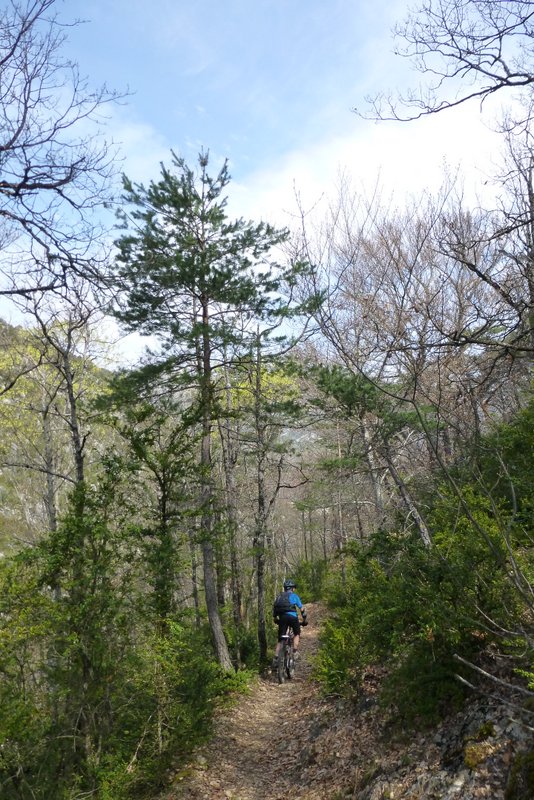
[322,507,328,561]
[189,528,201,629]
[253,342,268,664]
[383,441,433,547]
[255,452,268,663]
[524,159,534,363]
[361,417,387,528]
[214,509,226,610]
[202,536,233,669]
[199,301,233,671]
[62,348,85,485]
[301,508,308,561]
[200,426,233,668]
[218,361,243,632]
[42,402,57,533]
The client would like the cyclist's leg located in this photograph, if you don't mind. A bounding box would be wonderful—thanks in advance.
[288,615,301,654]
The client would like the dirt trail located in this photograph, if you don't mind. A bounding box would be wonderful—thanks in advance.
[160,603,522,799]
[166,602,336,800]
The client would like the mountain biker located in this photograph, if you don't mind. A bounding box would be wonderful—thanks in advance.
[272,579,308,669]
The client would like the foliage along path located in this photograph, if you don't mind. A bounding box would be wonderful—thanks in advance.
[165,602,351,800]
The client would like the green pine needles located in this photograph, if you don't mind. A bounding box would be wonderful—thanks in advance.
[113,150,308,356]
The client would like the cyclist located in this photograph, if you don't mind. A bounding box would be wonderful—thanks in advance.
[272,579,308,669]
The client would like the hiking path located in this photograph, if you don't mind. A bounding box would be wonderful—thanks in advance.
[165,602,345,800]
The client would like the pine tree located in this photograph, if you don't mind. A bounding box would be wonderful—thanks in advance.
[113,150,305,668]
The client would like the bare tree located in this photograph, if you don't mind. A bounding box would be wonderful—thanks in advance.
[292,176,532,547]
[0,0,120,299]
[365,0,534,121]
[491,110,534,359]
[0,290,109,546]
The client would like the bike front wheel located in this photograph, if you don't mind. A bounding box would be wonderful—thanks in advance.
[285,646,295,679]
[277,643,287,684]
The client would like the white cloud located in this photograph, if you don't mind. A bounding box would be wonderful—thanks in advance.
[108,112,171,185]
[228,101,503,228]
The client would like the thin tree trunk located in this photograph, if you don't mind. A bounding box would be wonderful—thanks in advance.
[62,348,85,484]
[322,507,328,561]
[214,509,226,610]
[308,508,314,560]
[200,420,233,669]
[255,453,268,663]
[255,449,269,661]
[189,529,201,629]
[301,508,308,561]
[383,441,433,547]
[521,159,534,362]
[354,501,365,543]
[335,423,347,584]
[199,300,233,671]
[42,403,57,533]
[253,341,268,663]
[218,360,243,633]
[361,417,386,528]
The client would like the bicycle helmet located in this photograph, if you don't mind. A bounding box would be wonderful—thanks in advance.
[283,579,296,590]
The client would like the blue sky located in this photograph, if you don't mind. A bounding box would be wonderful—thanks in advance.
[66,0,394,168]
[54,0,506,363]
[63,0,503,226]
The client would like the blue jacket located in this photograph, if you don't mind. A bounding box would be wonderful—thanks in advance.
[285,591,303,618]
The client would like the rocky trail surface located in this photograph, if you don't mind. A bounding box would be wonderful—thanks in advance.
[160,603,533,800]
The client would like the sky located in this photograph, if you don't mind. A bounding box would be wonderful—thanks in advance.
[63,0,505,224]
[54,0,507,362]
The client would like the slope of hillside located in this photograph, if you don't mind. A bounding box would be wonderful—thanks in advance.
[159,603,533,800]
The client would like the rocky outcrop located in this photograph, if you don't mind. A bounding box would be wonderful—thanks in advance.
[308,670,534,800]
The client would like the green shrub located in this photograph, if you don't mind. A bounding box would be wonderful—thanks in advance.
[317,503,523,722]
[314,615,364,695]
[225,622,260,667]
[97,620,233,798]
[316,400,534,723]
[0,500,252,800]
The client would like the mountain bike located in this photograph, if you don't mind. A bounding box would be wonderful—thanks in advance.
[276,625,296,684]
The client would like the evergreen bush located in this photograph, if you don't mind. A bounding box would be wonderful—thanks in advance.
[316,401,534,724]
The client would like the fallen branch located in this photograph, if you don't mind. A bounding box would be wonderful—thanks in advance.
[454,674,534,730]
[453,653,534,697]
